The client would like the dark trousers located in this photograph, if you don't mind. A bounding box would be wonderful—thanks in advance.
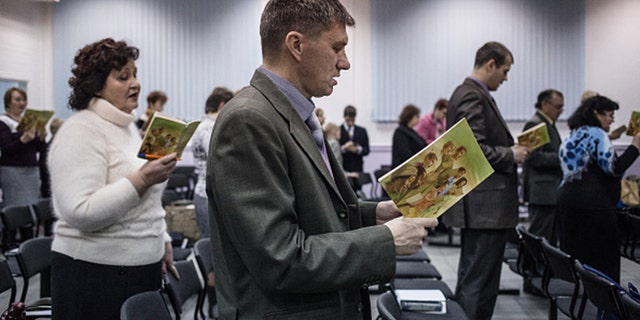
[528,205,558,245]
[51,252,162,320]
[455,228,509,320]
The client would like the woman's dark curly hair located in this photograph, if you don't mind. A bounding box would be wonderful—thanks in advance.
[68,38,139,111]
[567,95,619,130]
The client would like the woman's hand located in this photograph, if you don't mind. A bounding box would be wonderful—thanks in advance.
[162,241,180,279]
[19,128,36,144]
[632,131,640,150]
[127,152,178,196]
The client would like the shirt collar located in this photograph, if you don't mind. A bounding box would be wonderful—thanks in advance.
[258,66,315,121]
[537,110,555,125]
[468,76,492,98]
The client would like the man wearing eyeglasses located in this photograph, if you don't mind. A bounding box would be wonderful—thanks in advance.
[522,89,564,251]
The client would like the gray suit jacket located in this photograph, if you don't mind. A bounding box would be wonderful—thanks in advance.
[206,70,395,319]
[442,78,519,229]
[522,111,562,205]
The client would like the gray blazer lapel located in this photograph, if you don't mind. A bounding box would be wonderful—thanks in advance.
[467,79,513,142]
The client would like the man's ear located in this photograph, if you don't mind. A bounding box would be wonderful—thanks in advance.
[284,31,304,62]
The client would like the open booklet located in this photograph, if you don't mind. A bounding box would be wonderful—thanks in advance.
[16,109,54,136]
[626,111,640,136]
[517,122,550,150]
[137,112,200,160]
[378,118,494,218]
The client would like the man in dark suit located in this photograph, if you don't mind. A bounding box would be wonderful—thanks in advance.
[340,105,370,191]
[443,41,530,320]
[206,1,436,319]
[523,89,564,244]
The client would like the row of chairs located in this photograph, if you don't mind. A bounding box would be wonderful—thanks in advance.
[1,199,55,253]
[507,225,640,319]
[0,236,53,319]
[618,208,640,264]
[376,249,469,319]
[121,237,215,320]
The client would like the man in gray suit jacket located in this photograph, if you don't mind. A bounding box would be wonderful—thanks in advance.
[443,41,530,320]
[206,1,436,319]
[523,90,564,244]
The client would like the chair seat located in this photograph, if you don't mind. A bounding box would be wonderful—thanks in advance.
[396,249,431,262]
[395,261,442,280]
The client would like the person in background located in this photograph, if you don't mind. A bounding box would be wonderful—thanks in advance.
[522,90,564,245]
[39,117,65,199]
[324,122,343,167]
[0,87,48,247]
[392,104,426,168]
[443,41,529,320]
[136,90,167,134]
[189,86,234,318]
[415,98,448,144]
[48,38,178,320]
[206,0,436,318]
[314,107,325,127]
[557,95,640,282]
[340,105,370,191]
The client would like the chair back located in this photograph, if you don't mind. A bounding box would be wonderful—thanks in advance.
[1,205,35,250]
[164,259,204,319]
[376,291,401,320]
[518,226,546,277]
[574,261,627,319]
[540,238,577,284]
[16,237,53,302]
[193,238,213,278]
[621,293,640,319]
[120,290,172,320]
[0,256,17,309]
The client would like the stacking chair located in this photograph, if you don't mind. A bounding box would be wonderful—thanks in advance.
[540,238,597,320]
[0,254,51,319]
[193,238,215,319]
[517,226,547,296]
[574,261,628,320]
[166,173,194,201]
[376,290,469,320]
[120,290,172,320]
[15,237,53,307]
[621,293,640,319]
[0,255,17,309]
[164,259,205,320]
[355,172,373,200]
[31,198,55,237]
[0,205,36,251]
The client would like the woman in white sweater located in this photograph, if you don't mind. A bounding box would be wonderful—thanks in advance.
[48,38,178,320]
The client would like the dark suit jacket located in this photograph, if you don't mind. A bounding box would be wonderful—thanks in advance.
[392,125,427,168]
[442,77,519,229]
[340,124,370,172]
[206,70,395,319]
[522,111,562,205]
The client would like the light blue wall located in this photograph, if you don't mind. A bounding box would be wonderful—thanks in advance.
[52,0,263,121]
[371,0,585,122]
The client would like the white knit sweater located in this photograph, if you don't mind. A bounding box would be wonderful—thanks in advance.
[49,98,168,266]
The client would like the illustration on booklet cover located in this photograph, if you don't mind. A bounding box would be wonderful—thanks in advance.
[379,118,494,218]
[517,122,550,150]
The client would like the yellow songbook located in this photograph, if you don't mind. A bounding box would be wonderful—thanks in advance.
[378,118,494,218]
[517,122,550,150]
